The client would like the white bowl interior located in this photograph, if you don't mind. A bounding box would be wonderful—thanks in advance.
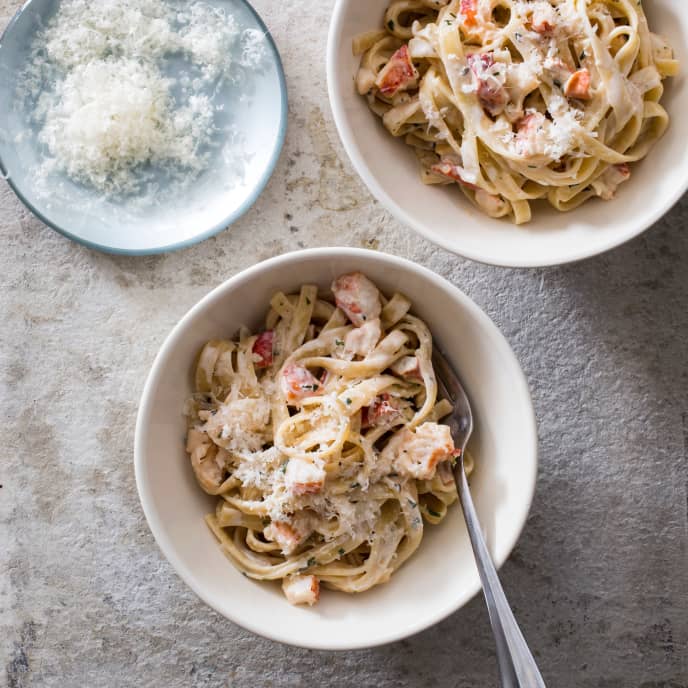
[135,249,537,649]
[327,0,688,267]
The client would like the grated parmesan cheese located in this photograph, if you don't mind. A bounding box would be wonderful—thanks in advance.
[36,58,214,194]
[21,0,265,196]
[240,29,268,68]
[37,0,237,77]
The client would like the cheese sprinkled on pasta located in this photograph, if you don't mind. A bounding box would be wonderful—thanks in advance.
[185,273,473,605]
[354,0,678,223]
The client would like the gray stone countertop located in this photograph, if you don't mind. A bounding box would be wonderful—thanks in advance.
[1,1,686,686]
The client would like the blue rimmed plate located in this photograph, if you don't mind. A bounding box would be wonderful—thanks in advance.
[0,0,287,254]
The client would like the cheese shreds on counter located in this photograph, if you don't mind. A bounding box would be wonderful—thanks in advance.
[22,0,261,195]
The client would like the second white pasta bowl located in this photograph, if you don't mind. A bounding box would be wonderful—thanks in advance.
[327,0,688,267]
[134,248,537,649]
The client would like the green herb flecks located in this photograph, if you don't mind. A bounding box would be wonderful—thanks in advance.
[299,556,318,572]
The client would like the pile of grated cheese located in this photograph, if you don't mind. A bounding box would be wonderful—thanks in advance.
[36,58,214,194]
[24,0,263,195]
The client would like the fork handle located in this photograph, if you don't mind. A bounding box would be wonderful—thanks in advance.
[454,459,547,688]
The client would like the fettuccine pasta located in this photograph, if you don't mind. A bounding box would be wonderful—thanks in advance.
[354,0,678,223]
[185,273,471,605]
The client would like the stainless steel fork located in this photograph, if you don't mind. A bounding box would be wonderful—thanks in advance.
[433,348,546,688]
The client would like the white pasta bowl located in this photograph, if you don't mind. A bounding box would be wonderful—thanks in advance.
[326,0,688,267]
[134,248,537,649]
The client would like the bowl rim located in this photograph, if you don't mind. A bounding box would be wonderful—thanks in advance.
[134,247,539,650]
[325,0,686,268]
[0,0,288,256]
